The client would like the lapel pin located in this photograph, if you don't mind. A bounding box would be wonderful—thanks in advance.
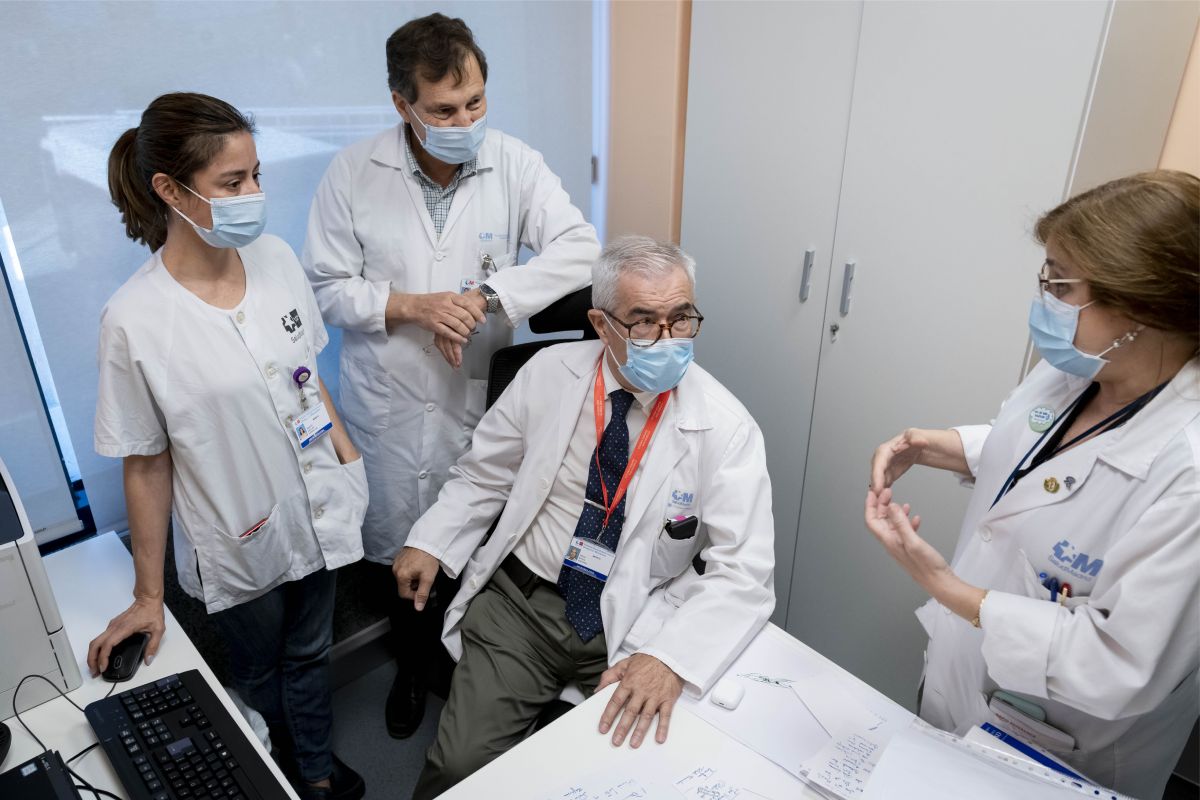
[1043,477,1060,494]
[1029,405,1056,432]
[1064,476,1076,491]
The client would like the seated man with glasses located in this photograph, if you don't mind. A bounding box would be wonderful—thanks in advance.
[393,236,776,798]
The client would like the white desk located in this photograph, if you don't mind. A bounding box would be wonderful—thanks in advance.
[438,681,814,799]
[438,621,1125,800]
[5,531,298,800]
[437,622,905,799]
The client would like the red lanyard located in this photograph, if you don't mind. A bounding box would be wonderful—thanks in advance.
[592,358,670,531]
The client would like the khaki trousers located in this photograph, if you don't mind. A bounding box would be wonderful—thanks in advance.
[412,561,608,800]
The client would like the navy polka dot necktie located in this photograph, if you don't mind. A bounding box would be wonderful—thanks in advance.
[557,388,636,642]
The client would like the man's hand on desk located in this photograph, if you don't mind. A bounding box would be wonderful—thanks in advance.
[87,596,165,675]
[596,653,684,749]
[393,546,443,611]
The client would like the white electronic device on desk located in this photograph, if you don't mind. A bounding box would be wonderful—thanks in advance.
[0,456,82,722]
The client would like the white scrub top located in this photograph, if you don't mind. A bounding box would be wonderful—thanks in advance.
[302,124,598,563]
[918,359,1199,799]
[95,234,366,613]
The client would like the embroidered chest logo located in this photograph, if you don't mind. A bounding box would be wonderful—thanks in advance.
[281,309,305,342]
[1050,539,1104,580]
[670,489,695,507]
[282,309,302,333]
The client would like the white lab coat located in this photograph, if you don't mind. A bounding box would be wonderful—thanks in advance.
[917,359,1199,799]
[302,124,598,563]
[95,235,367,613]
[405,341,776,696]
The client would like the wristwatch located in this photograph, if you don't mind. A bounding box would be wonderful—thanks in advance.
[479,283,502,315]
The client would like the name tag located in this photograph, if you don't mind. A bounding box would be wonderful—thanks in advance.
[460,277,481,293]
[293,402,333,449]
[562,536,616,582]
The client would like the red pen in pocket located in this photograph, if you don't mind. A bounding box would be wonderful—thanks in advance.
[240,517,269,539]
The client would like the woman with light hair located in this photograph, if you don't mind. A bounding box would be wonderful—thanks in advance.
[866,170,1199,798]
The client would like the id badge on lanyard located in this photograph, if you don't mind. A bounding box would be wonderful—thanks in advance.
[290,365,332,449]
[560,358,671,582]
[563,537,617,581]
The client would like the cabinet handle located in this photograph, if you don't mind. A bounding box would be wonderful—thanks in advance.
[799,248,815,303]
[839,261,856,316]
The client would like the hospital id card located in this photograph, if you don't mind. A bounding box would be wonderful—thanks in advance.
[293,402,333,449]
[562,536,616,582]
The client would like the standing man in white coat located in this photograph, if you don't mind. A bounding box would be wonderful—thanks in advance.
[393,237,776,799]
[302,13,598,738]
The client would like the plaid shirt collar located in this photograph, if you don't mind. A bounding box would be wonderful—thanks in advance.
[402,124,478,187]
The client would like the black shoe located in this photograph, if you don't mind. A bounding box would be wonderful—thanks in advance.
[385,669,427,739]
[291,755,365,800]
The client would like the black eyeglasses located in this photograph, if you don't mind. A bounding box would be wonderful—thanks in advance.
[604,307,704,348]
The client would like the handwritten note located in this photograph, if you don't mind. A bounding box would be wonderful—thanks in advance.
[545,777,649,800]
[674,766,744,800]
[803,733,880,797]
[789,672,915,798]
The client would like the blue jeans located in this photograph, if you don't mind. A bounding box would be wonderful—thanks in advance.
[211,568,336,783]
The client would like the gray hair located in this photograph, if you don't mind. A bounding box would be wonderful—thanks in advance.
[591,236,697,311]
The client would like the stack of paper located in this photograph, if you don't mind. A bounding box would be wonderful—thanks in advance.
[684,627,915,799]
[790,672,914,800]
[861,724,1136,800]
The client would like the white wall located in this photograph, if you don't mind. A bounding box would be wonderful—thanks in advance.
[0,1,594,534]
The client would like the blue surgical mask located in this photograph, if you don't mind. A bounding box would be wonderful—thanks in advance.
[606,316,695,393]
[407,108,487,165]
[173,183,267,249]
[1028,293,1139,379]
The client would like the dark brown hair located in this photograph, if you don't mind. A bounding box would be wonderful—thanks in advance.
[1035,170,1199,353]
[107,92,256,252]
[386,13,488,103]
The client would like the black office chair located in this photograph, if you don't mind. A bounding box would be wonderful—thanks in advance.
[480,286,597,730]
[486,286,597,409]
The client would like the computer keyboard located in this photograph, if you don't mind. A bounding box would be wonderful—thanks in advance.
[85,670,291,800]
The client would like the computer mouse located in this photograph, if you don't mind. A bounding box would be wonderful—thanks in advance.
[102,632,150,683]
[709,678,745,710]
[0,720,10,766]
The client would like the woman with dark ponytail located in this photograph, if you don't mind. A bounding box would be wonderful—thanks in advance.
[89,92,367,800]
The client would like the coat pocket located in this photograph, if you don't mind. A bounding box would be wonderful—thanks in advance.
[649,524,702,583]
[479,249,517,277]
[339,355,392,435]
[197,489,304,606]
[339,455,369,531]
[464,378,489,433]
[1015,549,1088,610]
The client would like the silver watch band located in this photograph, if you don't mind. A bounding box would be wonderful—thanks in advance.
[481,285,501,314]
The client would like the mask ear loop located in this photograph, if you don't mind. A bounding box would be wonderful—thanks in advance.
[178,182,212,205]
[168,180,214,232]
[404,104,429,141]
[602,313,630,368]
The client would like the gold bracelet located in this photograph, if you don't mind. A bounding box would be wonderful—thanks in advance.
[970,590,989,629]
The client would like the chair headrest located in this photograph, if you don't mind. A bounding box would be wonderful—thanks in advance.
[528,286,597,339]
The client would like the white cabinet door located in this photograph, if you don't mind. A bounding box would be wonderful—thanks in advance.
[786,0,1109,707]
[680,0,864,621]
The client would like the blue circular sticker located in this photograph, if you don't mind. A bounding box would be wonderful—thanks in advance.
[1029,405,1055,432]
